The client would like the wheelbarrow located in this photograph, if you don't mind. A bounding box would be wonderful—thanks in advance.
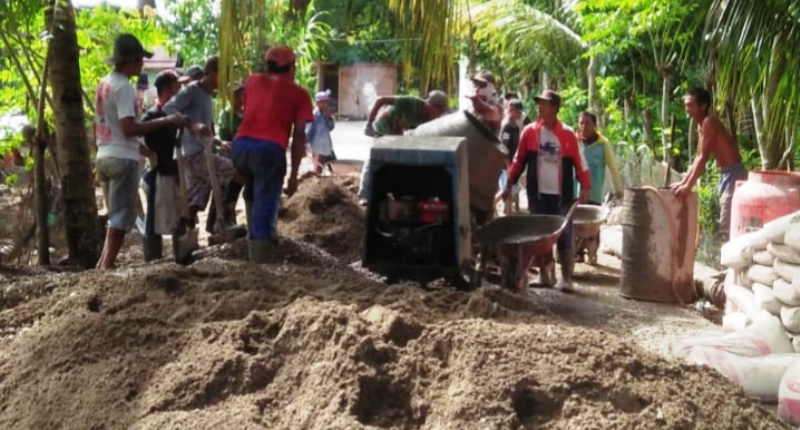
[573,205,609,265]
[473,203,578,292]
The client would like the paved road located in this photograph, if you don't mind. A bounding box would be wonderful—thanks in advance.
[328,120,371,161]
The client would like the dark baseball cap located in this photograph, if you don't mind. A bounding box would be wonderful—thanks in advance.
[178,65,204,83]
[107,33,153,65]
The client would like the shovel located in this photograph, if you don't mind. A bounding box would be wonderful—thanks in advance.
[203,136,246,245]
[173,134,198,265]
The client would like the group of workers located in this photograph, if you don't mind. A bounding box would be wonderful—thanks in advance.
[94,34,326,268]
[356,71,743,292]
[93,33,744,290]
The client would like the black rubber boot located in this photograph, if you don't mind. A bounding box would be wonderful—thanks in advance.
[223,181,243,227]
[249,239,271,263]
[142,235,163,262]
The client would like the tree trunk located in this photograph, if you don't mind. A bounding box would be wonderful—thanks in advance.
[759,37,787,170]
[660,72,671,156]
[643,108,654,153]
[587,55,601,124]
[46,1,100,268]
[623,93,632,140]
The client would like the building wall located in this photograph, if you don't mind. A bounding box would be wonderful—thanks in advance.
[337,63,397,119]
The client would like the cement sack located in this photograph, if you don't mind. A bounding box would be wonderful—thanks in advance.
[674,312,792,358]
[774,259,800,284]
[724,273,758,320]
[764,212,798,244]
[769,243,800,265]
[748,264,779,287]
[686,347,800,402]
[739,270,754,288]
[722,312,749,332]
[783,306,800,334]
[786,213,800,252]
[774,278,800,307]
[753,250,776,266]
[793,336,800,354]
[753,282,781,315]
[779,362,800,424]
[721,231,768,268]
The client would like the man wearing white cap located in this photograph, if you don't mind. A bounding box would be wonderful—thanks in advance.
[467,71,504,136]
[306,89,336,175]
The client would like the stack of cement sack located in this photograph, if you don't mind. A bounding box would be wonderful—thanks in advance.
[722,212,800,344]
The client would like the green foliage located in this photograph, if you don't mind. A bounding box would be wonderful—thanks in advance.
[159,0,219,66]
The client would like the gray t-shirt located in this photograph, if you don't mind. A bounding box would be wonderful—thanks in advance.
[163,82,214,157]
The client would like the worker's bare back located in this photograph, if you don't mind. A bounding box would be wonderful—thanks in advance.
[700,115,741,169]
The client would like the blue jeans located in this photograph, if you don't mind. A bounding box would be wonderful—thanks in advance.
[230,137,286,240]
[718,162,747,236]
[528,193,574,255]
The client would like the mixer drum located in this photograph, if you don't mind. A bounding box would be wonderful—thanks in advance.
[409,110,507,214]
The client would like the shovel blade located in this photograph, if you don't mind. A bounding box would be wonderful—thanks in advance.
[173,221,198,265]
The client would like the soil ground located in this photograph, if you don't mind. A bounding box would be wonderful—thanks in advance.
[0,172,788,429]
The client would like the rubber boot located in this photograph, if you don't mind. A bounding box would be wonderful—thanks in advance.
[556,248,575,292]
[244,199,253,237]
[249,239,271,263]
[142,235,163,262]
[223,182,243,227]
[536,254,556,287]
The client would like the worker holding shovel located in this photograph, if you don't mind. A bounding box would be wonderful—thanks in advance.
[230,45,314,262]
[163,56,244,241]
[140,69,185,262]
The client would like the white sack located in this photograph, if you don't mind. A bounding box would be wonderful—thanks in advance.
[753,282,781,315]
[786,214,800,252]
[753,250,776,266]
[775,259,800,284]
[724,275,758,320]
[764,212,799,244]
[779,361,800,424]
[687,347,800,402]
[674,312,793,358]
[748,264,779,286]
[722,312,749,332]
[721,230,768,268]
[783,306,800,334]
[774,278,800,307]
[769,243,800,265]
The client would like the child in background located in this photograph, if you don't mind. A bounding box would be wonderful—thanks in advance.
[306,89,336,175]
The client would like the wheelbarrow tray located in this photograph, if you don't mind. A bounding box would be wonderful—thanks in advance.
[326,159,363,175]
[475,214,567,253]
[573,205,609,238]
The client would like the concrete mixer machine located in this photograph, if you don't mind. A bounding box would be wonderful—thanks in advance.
[361,111,508,287]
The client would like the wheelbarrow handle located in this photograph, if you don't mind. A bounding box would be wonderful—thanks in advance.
[564,200,580,222]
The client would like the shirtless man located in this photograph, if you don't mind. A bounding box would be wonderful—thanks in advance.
[671,87,746,240]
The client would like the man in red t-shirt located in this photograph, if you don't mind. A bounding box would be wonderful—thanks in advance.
[231,45,314,262]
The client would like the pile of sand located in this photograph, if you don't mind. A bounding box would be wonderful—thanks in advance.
[0,240,787,429]
[278,175,365,264]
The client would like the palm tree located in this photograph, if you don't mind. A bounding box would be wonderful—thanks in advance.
[708,0,800,170]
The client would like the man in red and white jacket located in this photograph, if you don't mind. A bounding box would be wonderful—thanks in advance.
[499,89,590,291]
